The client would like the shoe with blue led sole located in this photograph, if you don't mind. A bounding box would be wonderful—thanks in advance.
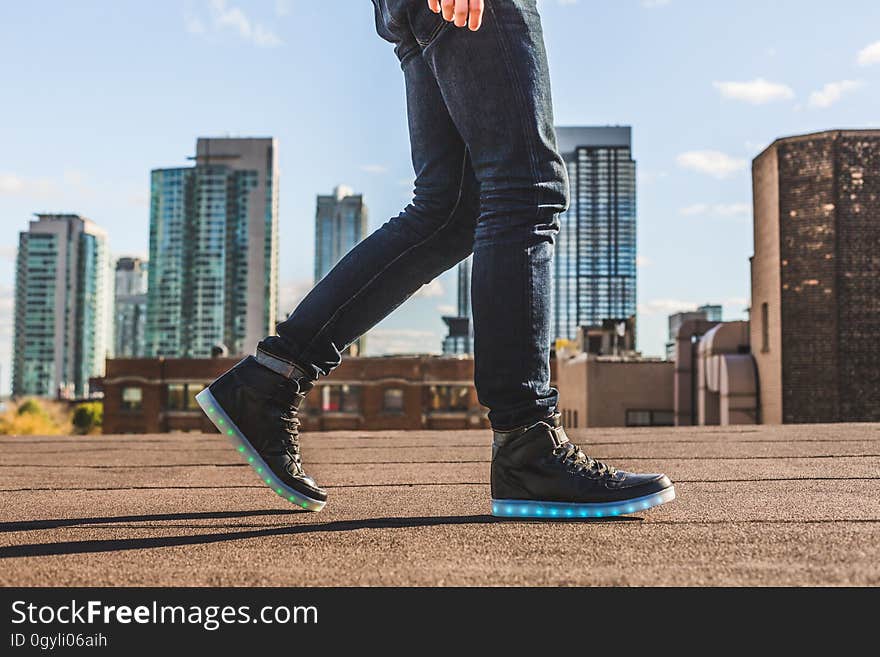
[196,353,327,511]
[491,412,675,519]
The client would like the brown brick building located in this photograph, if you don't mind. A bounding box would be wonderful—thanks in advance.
[751,130,880,423]
[99,355,560,434]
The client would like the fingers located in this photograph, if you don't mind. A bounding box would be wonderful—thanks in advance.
[453,0,469,27]
[468,0,484,31]
[436,0,484,30]
[441,0,454,22]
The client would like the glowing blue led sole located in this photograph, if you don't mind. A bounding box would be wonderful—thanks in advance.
[195,388,326,512]
[491,486,675,519]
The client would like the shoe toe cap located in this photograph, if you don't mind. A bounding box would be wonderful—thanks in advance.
[619,471,673,493]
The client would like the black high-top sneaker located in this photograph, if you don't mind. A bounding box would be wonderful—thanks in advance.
[491,412,675,519]
[195,350,327,511]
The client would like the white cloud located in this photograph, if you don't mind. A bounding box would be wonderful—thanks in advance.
[808,80,865,109]
[0,173,25,194]
[0,246,17,263]
[360,164,388,174]
[638,299,699,317]
[0,172,57,199]
[640,297,749,319]
[413,279,444,299]
[275,0,292,17]
[187,0,283,48]
[641,0,670,7]
[436,304,457,315]
[676,150,747,179]
[680,203,750,218]
[366,329,442,356]
[636,255,652,267]
[857,41,880,66]
[713,78,795,105]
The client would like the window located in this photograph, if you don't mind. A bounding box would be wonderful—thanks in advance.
[626,410,652,427]
[761,302,769,352]
[429,385,470,412]
[321,385,361,413]
[187,384,204,410]
[167,383,205,411]
[383,388,404,414]
[626,410,674,427]
[167,384,185,410]
[121,386,143,411]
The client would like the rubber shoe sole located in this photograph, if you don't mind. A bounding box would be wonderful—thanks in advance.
[491,485,675,519]
[196,388,326,512]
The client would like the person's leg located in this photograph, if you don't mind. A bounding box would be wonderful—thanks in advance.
[408,0,675,517]
[258,9,479,382]
[404,0,568,430]
[196,3,481,510]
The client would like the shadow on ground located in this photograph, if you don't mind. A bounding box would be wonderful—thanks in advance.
[0,510,637,559]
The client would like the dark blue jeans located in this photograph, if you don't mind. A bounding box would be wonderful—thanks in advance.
[260,0,569,430]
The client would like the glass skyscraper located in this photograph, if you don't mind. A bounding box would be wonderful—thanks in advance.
[314,185,368,355]
[314,185,368,281]
[114,257,148,357]
[12,214,112,398]
[552,126,637,344]
[146,137,279,358]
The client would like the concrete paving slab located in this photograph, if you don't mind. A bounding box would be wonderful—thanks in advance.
[1,424,878,586]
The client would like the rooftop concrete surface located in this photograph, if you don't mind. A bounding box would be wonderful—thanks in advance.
[1,423,878,586]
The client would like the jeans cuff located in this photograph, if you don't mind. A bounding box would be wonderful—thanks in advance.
[492,411,558,445]
[254,348,313,383]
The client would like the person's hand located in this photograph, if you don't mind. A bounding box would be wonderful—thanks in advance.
[428,0,484,31]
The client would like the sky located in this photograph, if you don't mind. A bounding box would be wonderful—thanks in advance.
[1,0,879,395]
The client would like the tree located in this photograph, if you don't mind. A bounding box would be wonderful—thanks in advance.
[72,402,103,435]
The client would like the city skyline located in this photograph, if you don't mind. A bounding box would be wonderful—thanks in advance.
[2,0,880,394]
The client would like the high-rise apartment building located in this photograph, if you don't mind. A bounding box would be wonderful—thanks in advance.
[146,137,279,358]
[441,256,473,355]
[751,130,880,423]
[12,214,111,398]
[314,185,368,355]
[552,126,637,344]
[315,185,368,281]
[114,257,148,357]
